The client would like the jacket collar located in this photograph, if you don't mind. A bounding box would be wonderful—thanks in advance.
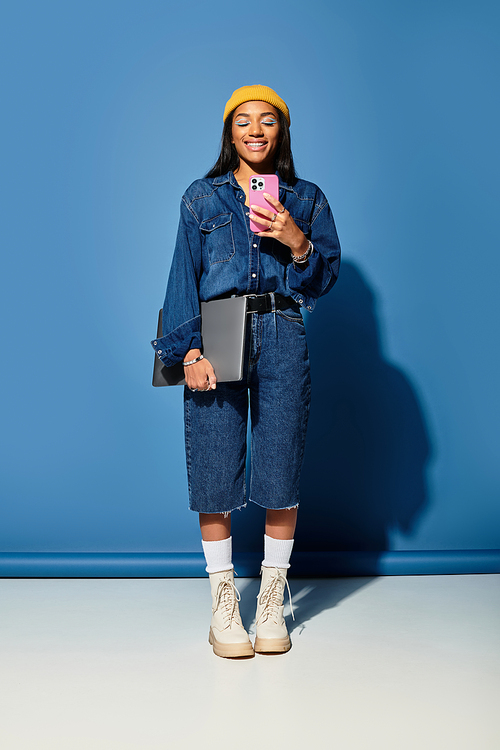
[212,170,294,192]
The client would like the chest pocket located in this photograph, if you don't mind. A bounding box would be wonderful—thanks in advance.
[200,213,235,265]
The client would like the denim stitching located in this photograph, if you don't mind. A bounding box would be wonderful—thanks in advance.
[185,182,232,216]
[163,314,201,337]
[293,373,312,509]
[276,310,305,324]
[184,188,218,215]
[289,191,314,203]
[200,213,236,265]
[184,393,193,506]
[311,199,328,226]
[182,196,201,222]
[200,212,233,229]
[241,200,259,292]
[291,216,311,233]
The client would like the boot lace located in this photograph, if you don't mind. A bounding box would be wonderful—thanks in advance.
[213,576,242,628]
[256,568,295,625]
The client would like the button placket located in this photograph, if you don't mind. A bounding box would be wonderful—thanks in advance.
[248,234,259,292]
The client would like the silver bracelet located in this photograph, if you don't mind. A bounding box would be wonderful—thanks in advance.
[183,354,204,367]
[292,241,313,264]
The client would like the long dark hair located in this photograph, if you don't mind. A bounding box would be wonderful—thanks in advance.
[205,109,297,184]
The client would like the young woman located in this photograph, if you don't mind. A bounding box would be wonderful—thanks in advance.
[152,85,341,658]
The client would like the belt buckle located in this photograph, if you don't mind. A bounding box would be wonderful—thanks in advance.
[245,293,272,314]
[245,294,257,314]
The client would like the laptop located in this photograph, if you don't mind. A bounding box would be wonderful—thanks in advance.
[152,296,248,386]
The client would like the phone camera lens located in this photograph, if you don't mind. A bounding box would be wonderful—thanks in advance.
[251,185,256,190]
[258,181,264,188]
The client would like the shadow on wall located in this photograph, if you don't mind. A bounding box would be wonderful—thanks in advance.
[296,260,432,554]
[232,260,432,560]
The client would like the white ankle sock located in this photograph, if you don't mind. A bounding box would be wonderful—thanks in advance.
[202,536,234,574]
[262,534,294,570]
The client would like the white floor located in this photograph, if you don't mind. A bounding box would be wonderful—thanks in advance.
[1,575,499,750]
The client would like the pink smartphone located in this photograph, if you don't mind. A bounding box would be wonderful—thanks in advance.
[249,174,279,233]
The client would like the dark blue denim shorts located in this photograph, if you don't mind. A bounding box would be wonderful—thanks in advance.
[184,307,311,514]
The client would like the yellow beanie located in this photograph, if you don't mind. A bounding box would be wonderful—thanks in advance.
[223,84,290,126]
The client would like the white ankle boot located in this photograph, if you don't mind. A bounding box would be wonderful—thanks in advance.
[208,569,254,658]
[254,566,294,654]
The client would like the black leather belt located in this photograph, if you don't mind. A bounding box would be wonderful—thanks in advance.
[245,293,295,314]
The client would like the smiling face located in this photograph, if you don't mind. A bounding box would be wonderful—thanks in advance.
[231,100,280,174]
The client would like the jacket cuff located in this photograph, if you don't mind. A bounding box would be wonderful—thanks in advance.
[286,250,332,312]
[151,316,202,367]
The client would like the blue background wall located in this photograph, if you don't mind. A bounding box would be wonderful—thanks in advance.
[1,0,499,573]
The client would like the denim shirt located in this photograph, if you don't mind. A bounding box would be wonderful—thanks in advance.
[151,170,341,367]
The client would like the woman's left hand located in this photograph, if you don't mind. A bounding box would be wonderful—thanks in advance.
[250,193,309,258]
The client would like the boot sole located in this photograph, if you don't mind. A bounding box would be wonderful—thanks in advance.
[209,628,255,658]
[254,635,291,654]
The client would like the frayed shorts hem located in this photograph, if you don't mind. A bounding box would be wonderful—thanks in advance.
[188,499,299,515]
[248,498,300,511]
[189,502,248,517]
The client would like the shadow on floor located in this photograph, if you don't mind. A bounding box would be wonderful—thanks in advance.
[238,575,376,635]
[286,576,377,635]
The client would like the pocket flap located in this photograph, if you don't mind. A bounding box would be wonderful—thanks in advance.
[200,213,232,233]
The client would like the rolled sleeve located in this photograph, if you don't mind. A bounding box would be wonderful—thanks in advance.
[286,199,341,312]
[150,197,203,365]
[151,316,202,368]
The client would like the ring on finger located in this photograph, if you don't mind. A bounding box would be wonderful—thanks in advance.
[279,206,285,213]
[270,213,277,223]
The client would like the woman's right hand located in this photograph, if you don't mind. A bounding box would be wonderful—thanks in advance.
[183,349,217,392]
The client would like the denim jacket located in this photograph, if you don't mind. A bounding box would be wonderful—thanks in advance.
[151,170,341,367]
